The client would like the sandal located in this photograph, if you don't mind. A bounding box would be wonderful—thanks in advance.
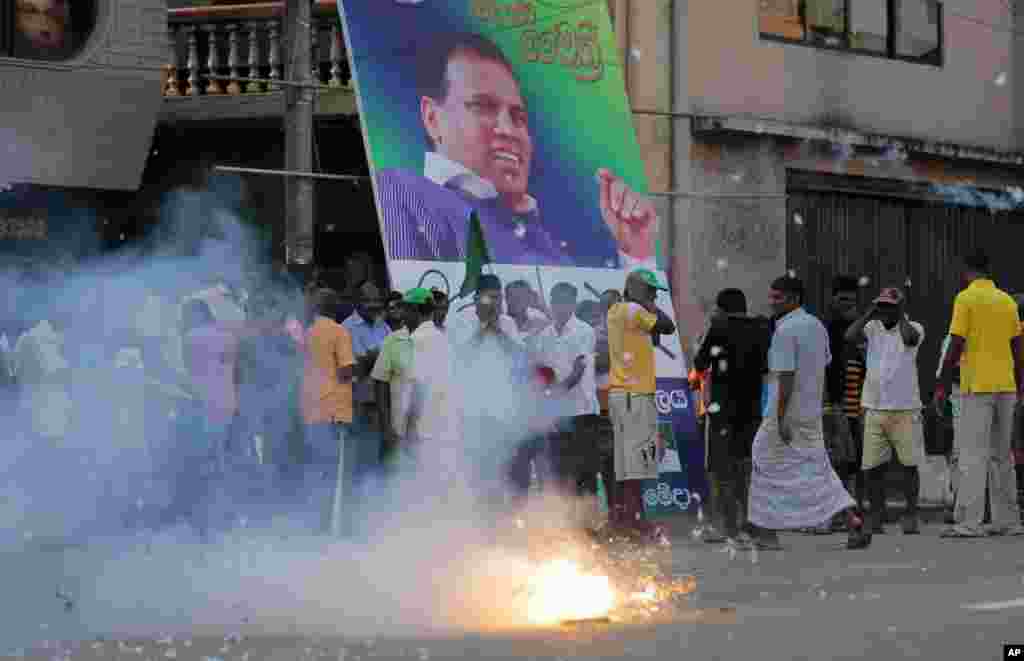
[985,524,1024,537]
[729,534,754,551]
[846,527,872,550]
[702,527,727,544]
[755,537,783,550]
[940,526,984,539]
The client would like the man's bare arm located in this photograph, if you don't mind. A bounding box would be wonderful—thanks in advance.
[337,365,354,384]
[376,379,392,433]
[560,355,587,392]
[1012,335,1024,399]
[776,371,795,422]
[898,317,921,347]
[652,307,676,336]
[937,335,965,394]
[844,306,875,346]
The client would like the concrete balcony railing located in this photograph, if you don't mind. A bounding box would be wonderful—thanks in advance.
[161,1,355,122]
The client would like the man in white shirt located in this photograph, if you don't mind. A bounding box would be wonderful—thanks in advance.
[14,316,71,442]
[845,288,925,534]
[403,288,459,448]
[505,280,551,343]
[534,283,598,500]
[449,274,531,513]
[448,277,526,351]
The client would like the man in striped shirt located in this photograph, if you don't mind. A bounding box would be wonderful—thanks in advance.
[375,32,659,269]
[824,276,867,522]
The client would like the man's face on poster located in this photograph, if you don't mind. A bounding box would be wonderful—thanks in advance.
[505,285,532,318]
[475,289,502,326]
[422,51,534,200]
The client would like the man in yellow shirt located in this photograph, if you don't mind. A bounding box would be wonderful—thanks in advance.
[300,289,355,535]
[935,252,1024,537]
[607,269,676,545]
[1015,295,1024,515]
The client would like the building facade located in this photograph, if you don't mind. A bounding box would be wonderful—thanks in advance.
[6,0,1021,414]
[619,0,1024,434]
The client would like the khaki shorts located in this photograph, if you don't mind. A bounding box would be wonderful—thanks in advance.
[862,409,923,470]
[608,391,659,481]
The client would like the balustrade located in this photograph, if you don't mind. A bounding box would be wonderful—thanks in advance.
[165,4,350,98]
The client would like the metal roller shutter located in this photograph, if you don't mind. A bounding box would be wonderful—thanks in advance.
[786,171,1024,455]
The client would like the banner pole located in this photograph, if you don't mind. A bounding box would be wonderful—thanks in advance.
[330,427,346,537]
[534,266,548,310]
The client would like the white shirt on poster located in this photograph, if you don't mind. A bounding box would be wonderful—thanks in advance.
[534,315,598,417]
[861,319,924,411]
[423,153,656,272]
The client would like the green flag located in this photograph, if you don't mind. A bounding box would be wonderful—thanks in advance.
[457,210,492,299]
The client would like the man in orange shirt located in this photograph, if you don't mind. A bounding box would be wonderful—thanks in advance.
[607,269,676,546]
[300,289,356,535]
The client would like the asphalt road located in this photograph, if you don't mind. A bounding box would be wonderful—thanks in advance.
[3,520,1023,661]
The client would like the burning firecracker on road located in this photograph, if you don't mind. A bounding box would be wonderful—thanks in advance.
[507,518,699,628]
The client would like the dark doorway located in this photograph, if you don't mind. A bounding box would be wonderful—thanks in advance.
[786,171,1024,453]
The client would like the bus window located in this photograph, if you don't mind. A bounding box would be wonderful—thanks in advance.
[9,0,97,61]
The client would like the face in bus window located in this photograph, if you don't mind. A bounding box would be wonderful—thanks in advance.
[16,0,70,50]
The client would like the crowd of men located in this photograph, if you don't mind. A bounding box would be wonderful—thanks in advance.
[5,248,1024,549]
[297,267,678,545]
[696,251,1024,551]
[0,254,681,547]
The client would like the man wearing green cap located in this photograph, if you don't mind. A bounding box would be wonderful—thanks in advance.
[402,288,459,453]
[606,269,677,545]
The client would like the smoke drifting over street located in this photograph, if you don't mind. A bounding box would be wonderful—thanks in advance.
[0,184,611,650]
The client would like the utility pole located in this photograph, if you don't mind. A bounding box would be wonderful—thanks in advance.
[1012,1,1024,150]
[283,0,316,267]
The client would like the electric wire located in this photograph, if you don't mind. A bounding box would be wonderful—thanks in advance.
[9,0,1022,83]
[9,1,1023,206]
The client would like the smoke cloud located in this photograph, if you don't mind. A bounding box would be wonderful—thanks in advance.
[0,179,597,651]
[929,183,1024,211]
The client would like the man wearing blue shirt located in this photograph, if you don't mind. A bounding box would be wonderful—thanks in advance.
[749,276,870,551]
[341,281,392,488]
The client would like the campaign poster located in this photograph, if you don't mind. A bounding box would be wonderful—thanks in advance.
[642,378,703,517]
[338,0,706,511]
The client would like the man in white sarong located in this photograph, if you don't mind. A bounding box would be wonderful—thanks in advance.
[749,275,871,550]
